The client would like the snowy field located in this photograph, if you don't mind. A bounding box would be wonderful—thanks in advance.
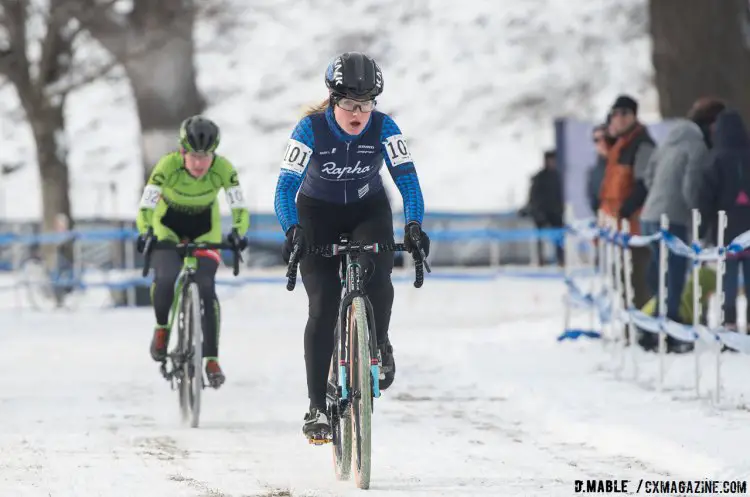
[1,271,750,496]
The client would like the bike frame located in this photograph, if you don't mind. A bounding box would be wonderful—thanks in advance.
[335,245,381,402]
[140,238,242,384]
[160,257,200,384]
[165,255,199,334]
[286,236,429,405]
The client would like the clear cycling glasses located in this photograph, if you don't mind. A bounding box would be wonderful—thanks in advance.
[336,97,376,113]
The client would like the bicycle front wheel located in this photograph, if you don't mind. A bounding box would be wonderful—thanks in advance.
[351,296,372,489]
[186,281,203,428]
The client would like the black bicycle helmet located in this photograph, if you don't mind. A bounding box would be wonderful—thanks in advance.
[325,52,383,100]
[179,115,220,153]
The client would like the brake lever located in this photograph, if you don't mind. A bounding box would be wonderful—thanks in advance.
[419,248,432,273]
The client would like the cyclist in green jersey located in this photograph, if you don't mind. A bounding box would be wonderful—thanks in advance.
[136,116,249,388]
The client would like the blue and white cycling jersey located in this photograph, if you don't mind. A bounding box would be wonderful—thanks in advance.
[274,106,424,233]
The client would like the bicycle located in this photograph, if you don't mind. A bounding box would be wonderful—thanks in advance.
[141,237,242,428]
[286,232,430,489]
[17,242,112,311]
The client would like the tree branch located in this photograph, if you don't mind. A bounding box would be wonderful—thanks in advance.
[0,76,24,123]
[79,0,214,61]
[36,3,70,94]
[0,0,33,108]
[29,0,124,98]
[0,0,236,102]
[0,48,13,78]
[44,55,121,97]
[69,0,129,56]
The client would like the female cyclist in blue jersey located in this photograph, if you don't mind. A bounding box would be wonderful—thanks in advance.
[273,52,430,440]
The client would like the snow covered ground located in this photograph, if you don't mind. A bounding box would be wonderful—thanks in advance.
[0,0,655,221]
[1,271,750,496]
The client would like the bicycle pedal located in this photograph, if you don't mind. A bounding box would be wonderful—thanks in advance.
[307,436,331,446]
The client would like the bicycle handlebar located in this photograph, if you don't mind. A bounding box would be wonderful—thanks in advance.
[141,238,243,277]
[286,241,430,291]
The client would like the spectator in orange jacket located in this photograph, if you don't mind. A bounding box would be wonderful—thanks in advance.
[599,95,655,308]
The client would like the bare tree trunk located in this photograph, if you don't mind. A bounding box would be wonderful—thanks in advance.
[28,103,73,267]
[649,0,750,120]
[123,22,204,184]
[78,0,205,184]
[32,109,71,233]
[0,0,81,269]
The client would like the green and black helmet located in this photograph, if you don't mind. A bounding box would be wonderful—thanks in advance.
[179,115,221,153]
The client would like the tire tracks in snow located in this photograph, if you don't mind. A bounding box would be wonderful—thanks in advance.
[134,435,232,496]
[390,383,671,487]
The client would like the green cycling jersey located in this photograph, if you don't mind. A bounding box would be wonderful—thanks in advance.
[136,152,250,242]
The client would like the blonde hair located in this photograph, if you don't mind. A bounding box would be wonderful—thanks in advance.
[304,98,330,117]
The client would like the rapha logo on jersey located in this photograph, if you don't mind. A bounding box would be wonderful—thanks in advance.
[357,144,375,154]
[321,161,372,181]
[319,147,337,155]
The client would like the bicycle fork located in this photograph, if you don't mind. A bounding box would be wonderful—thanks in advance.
[336,292,382,403]
[159,274,191,389]
[363,296,381,400]
[337,296,351,402]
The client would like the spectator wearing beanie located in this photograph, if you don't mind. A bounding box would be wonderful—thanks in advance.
[690,97,728,148]
[698,108,750,331]
[638,97,725,352]
[599,94,656,309]
[689,97,730,243]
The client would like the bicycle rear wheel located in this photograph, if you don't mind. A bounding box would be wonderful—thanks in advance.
[18,256,57,311]
[185,281,203,428]
[350,296,372,489]
[329,317,352,481]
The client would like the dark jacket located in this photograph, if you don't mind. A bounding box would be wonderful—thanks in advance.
[587,155,607,213]
[698,110,750,242]
[527,167,563,226]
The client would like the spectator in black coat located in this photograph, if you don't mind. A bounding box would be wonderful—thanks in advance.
[520,150,564,266]
[698,109,750,329]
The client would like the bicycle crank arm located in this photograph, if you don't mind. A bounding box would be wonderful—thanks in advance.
[159,363,178,390]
